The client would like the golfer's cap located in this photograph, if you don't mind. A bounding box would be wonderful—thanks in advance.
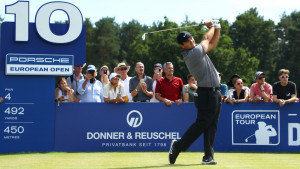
[86,65,97,71]
[177,31,192,44]
[109,73,121,80]
[153,63,162,69]
[255,71,265,79]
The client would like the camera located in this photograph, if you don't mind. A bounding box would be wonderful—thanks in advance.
[103,70,107,75]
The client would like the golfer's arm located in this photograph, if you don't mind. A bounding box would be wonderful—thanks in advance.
[201,27,216,52]
[207,28,220,52]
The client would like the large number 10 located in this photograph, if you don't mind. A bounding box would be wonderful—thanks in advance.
[5,1,83,44]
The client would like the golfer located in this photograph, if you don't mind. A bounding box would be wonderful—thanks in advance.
[169,20,221,165]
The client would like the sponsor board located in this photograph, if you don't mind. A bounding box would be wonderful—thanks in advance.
[6,54,73,75]
[232,110,280,145]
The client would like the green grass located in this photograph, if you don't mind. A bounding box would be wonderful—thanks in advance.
[0,152,299,169]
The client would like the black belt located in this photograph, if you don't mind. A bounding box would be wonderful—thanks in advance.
[197,87,220,92]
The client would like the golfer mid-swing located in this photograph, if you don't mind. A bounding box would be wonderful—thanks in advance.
[169,20,221,165]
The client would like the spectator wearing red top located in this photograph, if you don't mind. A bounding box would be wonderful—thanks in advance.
[155,62,184,107]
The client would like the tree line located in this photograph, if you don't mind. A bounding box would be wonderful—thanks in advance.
[2,8,300,87]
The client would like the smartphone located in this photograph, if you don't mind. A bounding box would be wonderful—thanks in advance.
[140,79,144,83]
[103,70,107,75]
[155,69,159,73]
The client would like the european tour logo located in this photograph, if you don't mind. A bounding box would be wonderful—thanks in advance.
[232,110,280,145]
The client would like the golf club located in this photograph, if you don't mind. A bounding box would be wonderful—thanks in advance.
[245,133,255,142]
[142,23,204,40]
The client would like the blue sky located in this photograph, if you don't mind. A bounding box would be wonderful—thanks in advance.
[1,0,299,25]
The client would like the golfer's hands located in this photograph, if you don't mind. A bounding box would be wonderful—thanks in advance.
[164,99,173,107]
[204,21,214,29]
[213,20,221,29]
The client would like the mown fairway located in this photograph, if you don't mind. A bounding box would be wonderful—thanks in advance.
[0,152,299,169]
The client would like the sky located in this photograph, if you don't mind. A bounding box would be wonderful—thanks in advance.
[0,0,300,26]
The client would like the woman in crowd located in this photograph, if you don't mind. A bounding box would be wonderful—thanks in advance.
[99,65,110,87]
[103,73,126,103]
[55,78,76,102]
[225,78,248,104]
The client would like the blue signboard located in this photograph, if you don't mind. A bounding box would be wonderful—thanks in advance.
[0,1,85,153]
[54,103,300,153]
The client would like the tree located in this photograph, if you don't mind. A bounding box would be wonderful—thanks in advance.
[120,20,148,63]
[229,8,279,80]
[276,11,300,86]
[89,17,121,70]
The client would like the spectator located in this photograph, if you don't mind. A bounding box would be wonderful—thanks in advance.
[114,63,132,102]
[129,62,153,102]
[250,71,272,102]
[155,62,183,107]
[272,69,297,107]
[99,65,110,87]
[183,74,197,102]
[103,73,126,103]
[227,74,250,95]
[225,78,248,103]
[219,73,228,101]
[55,77,76,102]
[150,63,163,102]
[66,64,85,102]
[77,65,104,102]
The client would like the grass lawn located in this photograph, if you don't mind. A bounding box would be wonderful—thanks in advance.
[0,152,299,169]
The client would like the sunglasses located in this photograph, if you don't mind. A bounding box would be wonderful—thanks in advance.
[236,82,243,85]
[281,75,289,79]
[258,76,265,80]
[120,67,127,71]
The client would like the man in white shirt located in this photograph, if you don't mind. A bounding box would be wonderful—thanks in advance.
[78,65,103,102]
[114,62,132,102]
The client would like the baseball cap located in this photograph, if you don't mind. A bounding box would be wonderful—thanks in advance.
[109,73,121,80]
[86,65,97,71]
[255,71,265,79]
[153,63,162,69]
[176,31,192,44]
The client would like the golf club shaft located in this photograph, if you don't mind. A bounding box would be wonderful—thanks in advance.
[145,23,204,35]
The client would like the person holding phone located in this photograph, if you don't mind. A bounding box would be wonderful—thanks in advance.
[77,65,104,102]
[103,73,126,103]
[150,63,163,102]
[99,65,110,87]
[55,77,76,102]
[129,62,153,102]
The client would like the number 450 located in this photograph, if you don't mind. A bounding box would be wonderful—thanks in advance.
[6,1,83,44]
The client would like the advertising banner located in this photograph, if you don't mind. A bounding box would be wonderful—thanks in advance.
[55,103,300,152]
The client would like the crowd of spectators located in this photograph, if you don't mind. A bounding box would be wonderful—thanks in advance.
[55,63,299,107]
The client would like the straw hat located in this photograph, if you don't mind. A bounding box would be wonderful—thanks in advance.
[114,62,130,73]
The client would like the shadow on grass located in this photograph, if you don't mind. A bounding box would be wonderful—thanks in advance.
[109,163,202,169]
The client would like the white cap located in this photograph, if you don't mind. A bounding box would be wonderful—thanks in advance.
[109,73,121,80]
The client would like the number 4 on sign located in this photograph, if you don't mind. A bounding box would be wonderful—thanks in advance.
[5,93,11,100]
[5,1,83,43]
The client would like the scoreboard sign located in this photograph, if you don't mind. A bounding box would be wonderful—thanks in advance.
[0,1,85,153]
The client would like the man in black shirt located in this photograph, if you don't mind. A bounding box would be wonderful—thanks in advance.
[272,69,297,107]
